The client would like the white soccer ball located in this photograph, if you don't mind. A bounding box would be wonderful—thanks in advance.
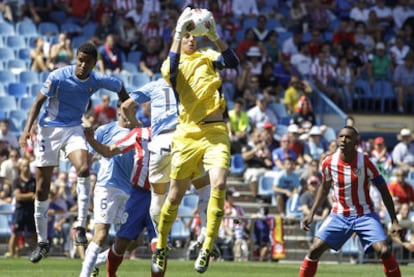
[189,9,212,37]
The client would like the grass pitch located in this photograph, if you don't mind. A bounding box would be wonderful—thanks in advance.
[1,258,414,277]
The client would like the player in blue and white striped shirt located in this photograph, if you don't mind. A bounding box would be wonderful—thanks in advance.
[19,42,130,263]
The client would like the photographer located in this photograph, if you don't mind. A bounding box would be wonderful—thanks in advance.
[284,75,312,115]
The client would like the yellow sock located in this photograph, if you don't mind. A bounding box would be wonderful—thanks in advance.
[203,188,225,250]
[156,199,178,249]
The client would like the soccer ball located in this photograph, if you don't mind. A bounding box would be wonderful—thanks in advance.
[188,9,212,37]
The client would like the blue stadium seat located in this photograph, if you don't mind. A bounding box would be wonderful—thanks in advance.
[268,102,287,117]
[71,35,88,49]
[83,22,97,38]
[372,80,395,113]
[5,35,27,51]
[230,153,245,175]
[323,126,337,143]
[38,21,60,37]
[60,22,82,36]
[8,109,26,135]
[7,82,28,98]
[131,73,151,88]
[0,214,11,237]
[122,61,138,74]
[16,20,38,37]
[276,124,288,136]
[0,47,15,67]
[178,205,193,219]
[170,219,190,242]
[0,22,15,37]
[285,194,302,219]
[257,175,275,197]
[111,72,131,87]
[18,48,31,64]
[30,83,43,97]
[278,32,292,47]
[242,18,257,31]
[182,194,199,211]
[49,10,67,25]
[353,79,372,112]
[19,70,39,86]
[0,70,16,86]
[18,96,35,111]
[0,95,17,113]
[127,51,142,64]
[0,84,5,96]
[6,59,28,74]
[266,18,282,29]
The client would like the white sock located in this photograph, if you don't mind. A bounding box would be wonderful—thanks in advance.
[95,248,109,267]
[34,199,50,243]
[80,241,101,277]
[149,191,166,226]
[77,176,91,228]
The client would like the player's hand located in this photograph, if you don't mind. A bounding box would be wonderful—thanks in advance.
[301,214,313,231]
[18,130,29,149]
[175,7,194,40]
[206,13,219,41]
[390,221,405,243]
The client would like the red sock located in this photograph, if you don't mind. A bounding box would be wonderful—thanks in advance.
[299,257,318,277]
[382,254,401,277]
[106,245,124,277]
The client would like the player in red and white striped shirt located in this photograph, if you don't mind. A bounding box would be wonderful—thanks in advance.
[299,126,403,277]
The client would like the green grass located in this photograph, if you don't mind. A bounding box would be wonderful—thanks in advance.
[1,258,414,277]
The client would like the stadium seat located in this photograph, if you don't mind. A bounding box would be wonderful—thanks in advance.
[71,35,88,49]
[0,214,11,237]
[30,83,43,97]
[38,21,60,37]
[0,70,16,86]
[170,219,190,242]
[7,82,28,98]
[268,102,287,117]
[6,59,28,74]
[242,18,257,31]
[230,153,245,175]
[131,73,150,88]
[0,22,15,37]
[127,51,142,64]
[49,10,67,26]
[372,80,395,113]
[0,84,5,96]
[122,61,138,74]
[18,48,31,64]
[8,109,26,135]
[5,35,27,51]
[111,72,131,87]
[0,47,15,67]
[82,22,97,38]
[285,194,302,219]
[182,194,199,211]
[19,70,39,86]
[276,124,288,137]
[257,175,275,197]
[60,22,82,36]
[266,18,282,29]
[353,79,372,112]
[323,126,336,143]
[0,95,17,114]
[18,96,35,111]
[16,20,38,41]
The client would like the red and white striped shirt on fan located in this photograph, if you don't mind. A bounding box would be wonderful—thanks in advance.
[322,150,380,217]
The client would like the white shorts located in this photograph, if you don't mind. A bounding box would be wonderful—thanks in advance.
[148,132,174,184]
[93,186,130,225]
[34,125,88,167]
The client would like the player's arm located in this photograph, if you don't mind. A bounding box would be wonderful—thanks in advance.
[302,179,330,231]
[120,98,141,127]
[117,85,130,103]
[84,127,122,158]
[19,92,47,149]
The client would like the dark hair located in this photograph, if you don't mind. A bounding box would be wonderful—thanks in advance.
[77,42,98,60]
[344,125,359,136]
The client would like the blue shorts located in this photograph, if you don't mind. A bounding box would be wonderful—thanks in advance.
[116,187,156,241]
[316,213,386,252]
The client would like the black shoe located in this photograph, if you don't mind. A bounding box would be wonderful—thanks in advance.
[29,242,49,263]
[74,226,88,245]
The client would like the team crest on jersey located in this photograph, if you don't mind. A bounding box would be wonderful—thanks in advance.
[353,168,361,176]
[88,87,93,93]
[121,212,129,224]
[45,80,51,91]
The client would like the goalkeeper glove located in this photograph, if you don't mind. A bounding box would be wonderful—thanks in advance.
[175,7,194,40]
[206,14,220,42]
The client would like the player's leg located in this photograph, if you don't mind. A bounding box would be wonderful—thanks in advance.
[30,165,54,263]
[356,214,400,277]
[192,175,210,247]
[66,126,91,245]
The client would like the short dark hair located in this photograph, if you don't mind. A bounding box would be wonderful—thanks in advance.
[344,125,359,136]
[77,42,98,60]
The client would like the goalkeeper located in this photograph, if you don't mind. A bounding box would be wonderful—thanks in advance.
[151,7,239,275]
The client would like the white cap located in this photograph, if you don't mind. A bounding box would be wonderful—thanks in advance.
[400,128,412,137]
[288,124,299,133]
[309,126,322,136]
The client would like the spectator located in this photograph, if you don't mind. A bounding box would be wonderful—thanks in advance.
[92,0,113,23]
[216,15,239,46]
[272,134,297,171]
[125,0,147,27]
[336,56,355,112]
[227,98,249,154]
[291,95,316,135]
[118,16,144,53]
[371,0,393,30]
[290,42,312,80]
[289,0,308,32]
[366,9,385,43]
[273,52,300,90]
[220,67,238,104]
[370,136,393,180]
[65,0,92,26]
[245,46,266,76]
[388,168,414,212]
[390,35,411,67]
[284,76,312,115]
[282,29,303,56]
[392,0,414,31]
[0,119,18,149]
[300,176,330,247]
[393,53,414,113]
[97,34,124,74]
[299,159,322,188]
[273,156,301,215]
[307,0,330,32]
[48,33,74,70]
[258,63,279,99]
[354,22,375,54]
[247,94,278,131]
[303,126,328,164]
[0,148,20,187]
[252,15,271,42]
[8,157,36,258]
[252,206,273,262]
[307,29,323,59]
[141,11,163,41]
[264,31,280,64]
[91,12,117,47]
[0,183,12,204]
[30,37,50,72]
[262,122,280,153]
[139,36,166,79]
[26,0,52,23]
[231,0,258,21]
[242,130,273,199]
[236,28,258,62]
[238,64,259,109]
[287,124,306,168]
[93,94,117,126]
[349,0,370,24]
[392,128,414,171]
[332,18,355,53]
[310,51,342,105]
[346,43,367,80]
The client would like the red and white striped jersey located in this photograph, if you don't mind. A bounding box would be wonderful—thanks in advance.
[115,127,152,190]
[322,150,380,216]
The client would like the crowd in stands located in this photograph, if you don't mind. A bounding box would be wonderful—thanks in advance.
[1,0,414,262]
